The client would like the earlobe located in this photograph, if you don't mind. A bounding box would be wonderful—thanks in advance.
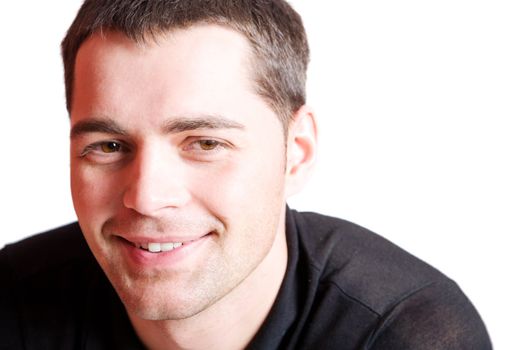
[285,105,318,198]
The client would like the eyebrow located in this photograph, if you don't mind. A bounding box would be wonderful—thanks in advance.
[70,119,126,139]
[162,116,245,133]
[70,115,245,139]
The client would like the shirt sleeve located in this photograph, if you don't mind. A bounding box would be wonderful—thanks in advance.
[365,279,492,349]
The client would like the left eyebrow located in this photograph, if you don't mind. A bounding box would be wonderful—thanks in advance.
[162,115,245,133]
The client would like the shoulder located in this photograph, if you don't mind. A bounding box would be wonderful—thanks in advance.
[365,277,492,349]
[0,224,103,347]
[289,210,492,349]
[1,222,93,280]
[291,210,443,314]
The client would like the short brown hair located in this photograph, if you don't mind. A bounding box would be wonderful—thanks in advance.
[61,0,309,133]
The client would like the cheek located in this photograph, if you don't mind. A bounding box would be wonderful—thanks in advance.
[70,164,123,225]
[190,145,286,220]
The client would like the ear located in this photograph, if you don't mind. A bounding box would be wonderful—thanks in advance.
[285,105,318,198]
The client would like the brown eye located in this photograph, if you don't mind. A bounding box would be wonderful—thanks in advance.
[100,141,121,153]
[199,140,219,150]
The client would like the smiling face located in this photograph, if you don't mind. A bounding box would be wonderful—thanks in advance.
[70,25,290,320]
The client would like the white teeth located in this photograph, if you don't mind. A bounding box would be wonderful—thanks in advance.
[160,242,174,252]
[148,242,161,253]
[138,242,184,253]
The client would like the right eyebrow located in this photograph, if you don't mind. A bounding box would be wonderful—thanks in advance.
[70,119,127,139]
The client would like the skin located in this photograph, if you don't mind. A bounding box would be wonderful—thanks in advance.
[70,25,317,349]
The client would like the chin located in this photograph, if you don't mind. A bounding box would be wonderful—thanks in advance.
[112,273,218,321]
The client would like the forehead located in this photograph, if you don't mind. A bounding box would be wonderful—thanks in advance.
[76,24,252,67]
[75,24,253,85]
[72,25,258,115]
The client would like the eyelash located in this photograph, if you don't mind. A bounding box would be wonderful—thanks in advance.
[80,140,129,158]
[184,138,229,153]
[79,138,230,159]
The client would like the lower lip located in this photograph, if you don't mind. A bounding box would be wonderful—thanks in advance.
[117,234,212,268]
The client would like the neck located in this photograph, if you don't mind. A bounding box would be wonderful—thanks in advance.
[128,216,289,350]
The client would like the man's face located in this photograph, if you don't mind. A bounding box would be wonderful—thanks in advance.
[70,25,288,320]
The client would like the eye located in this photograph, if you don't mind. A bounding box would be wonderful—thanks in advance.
[100,141,121,153]
[184,138,227,152]
[182,137,231,160]
[79,140,130,164]
[198,139,220,151]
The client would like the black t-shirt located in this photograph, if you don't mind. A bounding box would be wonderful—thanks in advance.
[0,209,492,349]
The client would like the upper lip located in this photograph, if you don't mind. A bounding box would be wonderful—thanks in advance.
[117,233,210,245]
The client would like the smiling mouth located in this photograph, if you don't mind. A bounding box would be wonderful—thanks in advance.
[119,233,212,254]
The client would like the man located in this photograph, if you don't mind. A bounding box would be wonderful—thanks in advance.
[0,0,491,349]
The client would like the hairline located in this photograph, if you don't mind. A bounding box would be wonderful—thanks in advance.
[69,22,292,138]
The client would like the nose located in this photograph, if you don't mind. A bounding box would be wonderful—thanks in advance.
[122,144,191,216]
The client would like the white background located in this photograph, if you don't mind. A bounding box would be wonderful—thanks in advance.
[1,1,523,348]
